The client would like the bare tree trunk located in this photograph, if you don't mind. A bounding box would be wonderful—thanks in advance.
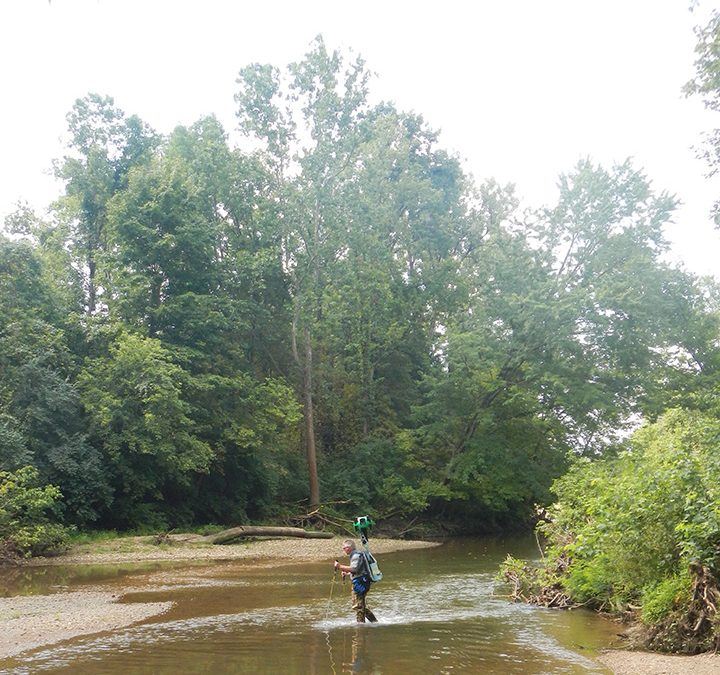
[87,254,96,315]
[202,526,332,544]
[292,305,321,510]
[303,326,320,509]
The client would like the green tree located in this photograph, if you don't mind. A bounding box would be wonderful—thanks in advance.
[99,117,302,525]
[0,235,109,524]
[56,94,158,313]
[78,332,213,525]
[164,116,291,375]
[235,37,373,507]
[236,40,482,509]
[414,159,707,526]
[104,152,219,338]
[0,466,71,558]
[514,408,720,652]
[685,8,720,223]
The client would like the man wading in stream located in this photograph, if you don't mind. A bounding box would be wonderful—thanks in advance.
[334,539,378,623]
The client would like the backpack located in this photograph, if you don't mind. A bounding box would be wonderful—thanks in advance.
[363,550,383,582]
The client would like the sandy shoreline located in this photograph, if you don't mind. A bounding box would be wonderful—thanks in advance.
[0,536,436,661]
[0,592,173,660]
[597,649,720,674]
[23,533,438,566]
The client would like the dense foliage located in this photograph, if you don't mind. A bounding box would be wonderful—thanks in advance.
[0,467,71,558]
[501,407,720,652]
[1,37,718,554]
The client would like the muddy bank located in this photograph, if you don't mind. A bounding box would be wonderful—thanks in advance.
[597,649,720,674]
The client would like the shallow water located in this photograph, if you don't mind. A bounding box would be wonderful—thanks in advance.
[0,537,617,673]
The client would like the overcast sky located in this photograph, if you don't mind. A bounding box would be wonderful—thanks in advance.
[2,0,719,277]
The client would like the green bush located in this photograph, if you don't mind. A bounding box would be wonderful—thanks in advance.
[0,466,71,557]
[508,409,720,651]
[642,572,692,625]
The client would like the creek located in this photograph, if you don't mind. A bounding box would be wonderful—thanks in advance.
[0,537,618,673]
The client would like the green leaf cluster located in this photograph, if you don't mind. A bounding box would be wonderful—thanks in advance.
[0,466,71,557]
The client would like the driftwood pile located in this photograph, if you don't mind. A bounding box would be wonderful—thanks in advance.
[501,553,576,609]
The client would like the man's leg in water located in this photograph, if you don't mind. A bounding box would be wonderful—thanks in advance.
[351,590,366,623]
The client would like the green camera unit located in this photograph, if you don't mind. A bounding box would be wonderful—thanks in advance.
[353,515,375,532]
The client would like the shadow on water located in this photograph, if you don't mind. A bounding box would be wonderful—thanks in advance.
[0,536,617,674]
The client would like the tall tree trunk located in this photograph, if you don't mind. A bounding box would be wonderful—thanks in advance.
[87,254,97,315]
[303,327,320,508]
[292,305,320,509]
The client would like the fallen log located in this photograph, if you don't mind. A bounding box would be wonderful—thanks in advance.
[202,526,333,545]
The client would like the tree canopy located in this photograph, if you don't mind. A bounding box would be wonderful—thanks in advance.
[1,37,717,537]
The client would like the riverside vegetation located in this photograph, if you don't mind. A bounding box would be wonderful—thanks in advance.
[500,409,720,653]
[500,9,720,654]
[2,11,720,656]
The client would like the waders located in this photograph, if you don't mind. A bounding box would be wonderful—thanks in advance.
[352,516,382,622]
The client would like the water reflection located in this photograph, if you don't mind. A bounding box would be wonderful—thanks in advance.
[1,562,190,598]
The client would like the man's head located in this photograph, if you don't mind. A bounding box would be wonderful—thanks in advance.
[342,539,356,555]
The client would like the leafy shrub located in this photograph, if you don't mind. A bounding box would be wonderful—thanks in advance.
[505,409,720,652]
[0,466,71,557]
[642,572,692,625]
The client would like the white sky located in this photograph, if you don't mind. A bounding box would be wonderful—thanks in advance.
[2,0,719,278]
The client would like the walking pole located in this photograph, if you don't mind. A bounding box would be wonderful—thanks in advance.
[325,567,338,621]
